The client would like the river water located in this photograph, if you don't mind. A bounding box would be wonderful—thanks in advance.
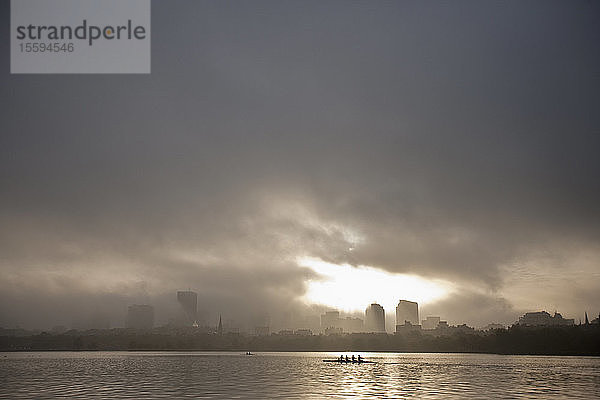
[1,351,599,399]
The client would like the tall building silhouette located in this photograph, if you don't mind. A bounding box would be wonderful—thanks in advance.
[365,303,385,332]
[320,311,340,330]
[396,300,419,326]
[126,304,154,330]
[177,290,198,326]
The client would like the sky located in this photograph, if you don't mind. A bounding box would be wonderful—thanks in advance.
[1,0,599,331]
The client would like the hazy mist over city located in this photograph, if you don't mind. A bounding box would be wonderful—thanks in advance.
[1,1,599,331]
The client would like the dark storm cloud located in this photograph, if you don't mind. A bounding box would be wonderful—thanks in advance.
[1,1,599,328]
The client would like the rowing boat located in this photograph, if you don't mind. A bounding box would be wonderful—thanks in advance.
[322,359,375,364]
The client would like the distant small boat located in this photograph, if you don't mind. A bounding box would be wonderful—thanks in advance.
[322,359,375,364]
[245,352,254,355]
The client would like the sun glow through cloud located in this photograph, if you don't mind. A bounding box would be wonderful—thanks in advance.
[298,257,452,314]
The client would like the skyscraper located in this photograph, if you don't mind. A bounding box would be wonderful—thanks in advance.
[396,300,419,326]
[365,303,385,332]
[177,290,198,325]
[320,310,340,330]
[126,304,154,330]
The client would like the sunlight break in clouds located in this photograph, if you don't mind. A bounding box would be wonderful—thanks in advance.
[298,257,453,313]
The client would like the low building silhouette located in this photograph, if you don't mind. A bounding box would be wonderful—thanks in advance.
[437,321,449,330]
[517,311,574,326]
[254,326,270,336]
[324,326,343,335]
[395,321,422,334]
[482,323,505,331]
[421,316,440,330]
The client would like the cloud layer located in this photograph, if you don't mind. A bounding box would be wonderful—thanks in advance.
[1,1,599,329]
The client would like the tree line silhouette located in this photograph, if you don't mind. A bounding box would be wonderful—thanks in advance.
[1,325,599,355]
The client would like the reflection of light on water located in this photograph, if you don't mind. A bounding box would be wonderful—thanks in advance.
[298,257,452,313]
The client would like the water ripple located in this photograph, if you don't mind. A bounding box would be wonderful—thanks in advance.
[1,352,599,399]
